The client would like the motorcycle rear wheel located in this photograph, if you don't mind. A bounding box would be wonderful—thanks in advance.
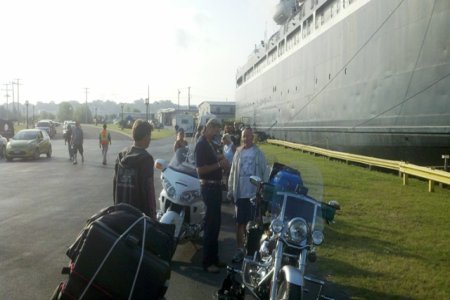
[276,280,302,300]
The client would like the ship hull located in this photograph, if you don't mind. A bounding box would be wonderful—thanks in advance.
[236,0,450,166]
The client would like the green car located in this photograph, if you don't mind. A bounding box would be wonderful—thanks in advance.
[6,129,52,161]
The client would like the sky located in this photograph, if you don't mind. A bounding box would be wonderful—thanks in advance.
[0,0,278,106]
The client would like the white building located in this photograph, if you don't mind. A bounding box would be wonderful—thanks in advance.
[198,101,235,124]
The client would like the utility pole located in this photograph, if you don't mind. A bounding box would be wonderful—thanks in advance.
[11,82,15,116]
[145,84,150,122]
[177,89,180,111]
[25,101,29,128]
[188,86,191,111]
[85,87,89,123]
[120,103,124,130]
[2,83,11,120]
[15,79,21,118]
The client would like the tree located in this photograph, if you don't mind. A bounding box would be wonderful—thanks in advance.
[37,111,56,120]
[57,102,74,121]
[73,105,92,123]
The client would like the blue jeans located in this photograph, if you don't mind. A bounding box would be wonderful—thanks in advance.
[200,185,222,268]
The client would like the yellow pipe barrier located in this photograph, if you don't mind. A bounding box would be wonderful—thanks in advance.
[267,139,450,192]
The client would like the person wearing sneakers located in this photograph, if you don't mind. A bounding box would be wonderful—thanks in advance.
[195,118,230,273]
[227,127,267,263]
[71,121,84,165]
[99,123,112,165]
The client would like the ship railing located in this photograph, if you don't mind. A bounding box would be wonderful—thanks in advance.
[267,139,450,192]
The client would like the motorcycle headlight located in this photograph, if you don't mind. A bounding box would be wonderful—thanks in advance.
[180,190,201,203]
[287,218,308,243]
[163,177,176,198]
[312,230,324,245]
[270,218,284,234]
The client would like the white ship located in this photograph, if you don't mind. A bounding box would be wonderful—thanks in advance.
[235,0,450,165]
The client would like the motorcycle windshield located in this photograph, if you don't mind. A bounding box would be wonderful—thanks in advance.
[168,147,198,178]
[271,193,325,232]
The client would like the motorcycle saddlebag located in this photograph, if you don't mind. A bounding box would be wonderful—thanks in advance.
[55,203,175,300]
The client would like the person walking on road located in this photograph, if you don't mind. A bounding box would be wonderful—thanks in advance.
[64,124,73,161]
[71,121,84,165]
[194,118,230,273]
[228,127,267,263]
[99,124,112,165]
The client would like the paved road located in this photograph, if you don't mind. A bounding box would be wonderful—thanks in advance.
[0,125,348,299]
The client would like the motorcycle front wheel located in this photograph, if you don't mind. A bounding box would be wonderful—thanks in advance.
[276,280,302,300]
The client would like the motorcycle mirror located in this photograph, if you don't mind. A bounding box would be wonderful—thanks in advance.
[154,159,168,171]
[328,200,341,210]
[249,176,262,186]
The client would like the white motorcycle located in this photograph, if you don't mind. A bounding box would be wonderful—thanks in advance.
[154,147,205,242]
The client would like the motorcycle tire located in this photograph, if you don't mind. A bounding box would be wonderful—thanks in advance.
[276,280,302,300]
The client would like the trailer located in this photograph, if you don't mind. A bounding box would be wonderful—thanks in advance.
[172,114,194,137]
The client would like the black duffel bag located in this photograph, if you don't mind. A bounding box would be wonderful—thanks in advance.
[53,203,175,300]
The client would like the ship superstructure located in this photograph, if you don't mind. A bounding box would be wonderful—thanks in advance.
[235,0,450,165]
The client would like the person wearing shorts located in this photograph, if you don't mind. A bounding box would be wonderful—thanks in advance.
[228,127,267,263]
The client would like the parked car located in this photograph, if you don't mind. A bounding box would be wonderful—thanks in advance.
[5,129,52,161]
[35,120,56,138]
[0,134,7,158]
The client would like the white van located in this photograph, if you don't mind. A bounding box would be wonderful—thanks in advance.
[173,114,194,136]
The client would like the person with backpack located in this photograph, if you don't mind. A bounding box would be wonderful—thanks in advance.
[99,123,112,165]
[113,119,156,220]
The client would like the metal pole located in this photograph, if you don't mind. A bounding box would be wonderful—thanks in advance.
[188,86,190,110]
[26,101,29,129]
[15,79,21,119]
[121,103,124,130]
[11,82,15,116]
[85,88,89,123]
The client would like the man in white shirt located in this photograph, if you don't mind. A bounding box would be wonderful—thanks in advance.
[227,127,267,263]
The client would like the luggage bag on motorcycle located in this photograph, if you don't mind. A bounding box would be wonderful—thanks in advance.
[54,203,175,300]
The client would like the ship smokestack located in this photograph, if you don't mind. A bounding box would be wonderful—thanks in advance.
[273,0,296,25]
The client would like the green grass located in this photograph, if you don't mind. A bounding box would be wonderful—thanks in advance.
[259,143,450,300]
